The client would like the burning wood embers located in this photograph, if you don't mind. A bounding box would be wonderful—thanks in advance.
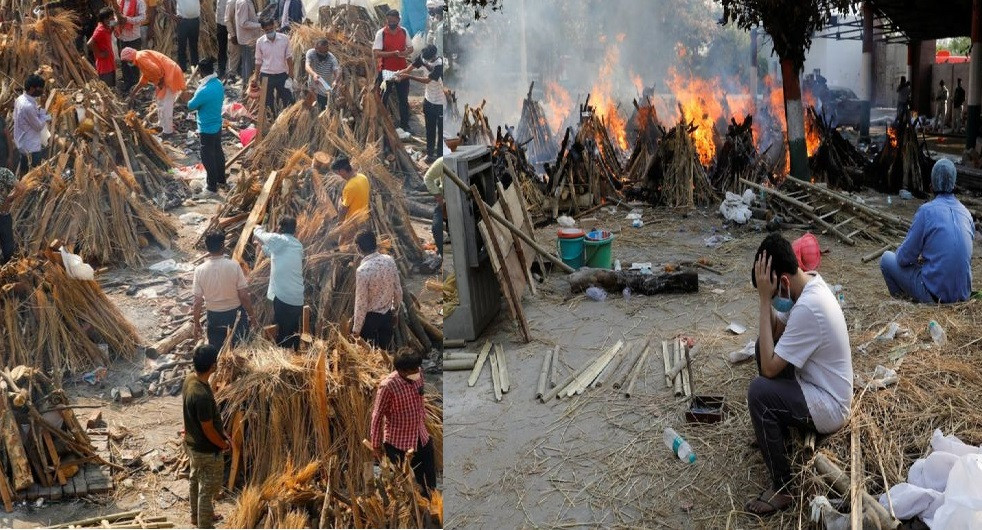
[543,97,624,216]
[514,83,559,169]
[806,108,868,191]
[870,112,934,196]
[707,115,767,193]
[459,102,495,146]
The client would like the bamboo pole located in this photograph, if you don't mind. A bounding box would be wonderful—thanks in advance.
[540,347,607,403]
[443,359,476,371]
[661,340,672,388]
[593,340,631,388]
[624,340,652,398]
[812,454,897,529]
[535,347,551,399]
[851,422,863,530]
[672,340,683,396]
[467,341,493,387]
[495,343,510,393]
[549,346,559,388]
[564,340,623,397]
[489,349,502,402]
[667,344,699,380]
[49,511,144,528]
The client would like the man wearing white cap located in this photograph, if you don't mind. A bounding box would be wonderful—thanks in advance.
[879,159,974,303]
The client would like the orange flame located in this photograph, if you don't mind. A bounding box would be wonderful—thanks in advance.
[665,67,725,166]
[544,81,572,134]
[802,90,821,156]
[887,126,898,148]
[631,72,643,96]
[588,41,629,151]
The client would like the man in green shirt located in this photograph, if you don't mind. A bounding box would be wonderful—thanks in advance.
[182,344,229,528]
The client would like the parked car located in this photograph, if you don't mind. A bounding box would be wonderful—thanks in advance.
[824,86,864,128]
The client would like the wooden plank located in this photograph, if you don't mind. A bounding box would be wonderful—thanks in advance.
[256,76,270,140]
[476,215,530,341]
[232,171,279,265]
[0,463,13,512]
[0,397,34,491]
[510,179,547,278]
[42,432,68,486]
[496,182,537,296]
[479,206,528,304]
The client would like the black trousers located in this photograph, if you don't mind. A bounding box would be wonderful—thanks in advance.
[748,338,814,491]
[384,439,436,496]
[273,297,303,350]
[316,93,329,111]
[118,39,141,92]
[199,132,225,192]
[99,71,116,89]
[0,213,15,265]
[216,23,228,77]
[261,72,294,112]
[359,310,393,350]
[381,76,411,130]
[432,203,443,256]
[17,150,45,176]
[206,306,249,348]
[176,17,200,72]
[423,100,443,159]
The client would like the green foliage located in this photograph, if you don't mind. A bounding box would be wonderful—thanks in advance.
[719,0,858,68]
[938,37,972,56]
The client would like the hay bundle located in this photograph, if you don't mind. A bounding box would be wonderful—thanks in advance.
[11,142,177,267]
[213,333,443,493]
[0,256,140,375]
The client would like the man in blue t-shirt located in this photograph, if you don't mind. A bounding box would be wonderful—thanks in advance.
[182,57,226,195]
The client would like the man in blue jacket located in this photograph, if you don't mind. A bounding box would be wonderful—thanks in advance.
[880,158,975,303]
[182,57,226,196]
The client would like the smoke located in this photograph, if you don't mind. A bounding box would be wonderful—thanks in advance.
[446,0,754,139]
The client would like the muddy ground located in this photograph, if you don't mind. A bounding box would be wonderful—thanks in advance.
[443,194,981,529]
[3,92,444,528]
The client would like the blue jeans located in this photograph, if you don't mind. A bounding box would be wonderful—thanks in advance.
[879,251,935,303]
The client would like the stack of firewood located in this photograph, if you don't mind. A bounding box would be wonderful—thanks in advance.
[459,102,494,146]
[807,108,868,191]
[514,83,559,167]
[708,115,764,193]
[643,118,717,208]
[492,128,548,224]
[870,111,934,196]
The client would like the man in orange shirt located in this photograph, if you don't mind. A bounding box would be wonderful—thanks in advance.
[120,47,187,138]
[332,157,370,222]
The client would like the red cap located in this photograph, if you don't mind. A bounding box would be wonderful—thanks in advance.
[792,233,821,272]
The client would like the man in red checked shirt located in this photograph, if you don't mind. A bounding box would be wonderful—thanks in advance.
[370,351,435,496]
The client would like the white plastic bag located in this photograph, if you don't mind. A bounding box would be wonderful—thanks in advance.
[718,192,752,224]
[932,454,982,529]
[879,482,945,523]
[931,429,982,457]
[909,451,960,492]
[59,248,94,281]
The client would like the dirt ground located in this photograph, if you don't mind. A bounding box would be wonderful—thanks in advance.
[443,194,982,529]
[3,91,444,527]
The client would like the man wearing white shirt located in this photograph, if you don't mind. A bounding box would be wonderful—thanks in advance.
[230,0,262,90]
[13,75,50,175]
[253,217,304,350]
[745,233,853,516]
[169,0,200,71]
[254,18,293,112]
[116,0,146,92]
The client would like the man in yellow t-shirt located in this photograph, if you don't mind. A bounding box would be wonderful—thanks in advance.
[332,157,370,222]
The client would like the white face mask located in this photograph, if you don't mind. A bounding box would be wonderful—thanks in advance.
[405,372,421,382]
[266,31,276,40]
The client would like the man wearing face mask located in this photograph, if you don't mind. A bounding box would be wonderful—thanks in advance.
[397,44,444,163]
[87,8,118,89]
[253,18,294,112]
[745,233,852,517]
[352,229,402,350]
[370,351,435,496]
[372,9,413,133]
[304,38,340,111]
[13,75,51,175]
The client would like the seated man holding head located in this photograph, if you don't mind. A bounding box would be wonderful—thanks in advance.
[745,234,853,516]
[879,158,974,304]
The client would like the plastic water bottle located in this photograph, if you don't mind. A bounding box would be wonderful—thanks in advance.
[585,287,607,302]
[929,321,947,346]
[837,292,845,307]
[887,196,893,206]
[663,428,696,463]
[622,287,631,301]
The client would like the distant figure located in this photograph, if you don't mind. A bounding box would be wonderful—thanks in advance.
[352,229,402,350]
[13,75,51,175]
[276,0,303,32]
[373,9,413,132]
[170,0,201,71]
[332,157,371,222]
[936,80,949,130]
[252,216,304,350]
[115,0,146,91]
[953,78,966,133]
[896,76,911,123]
[397,44,444,163]
[229,0,262,91]
[121,48,187,138]
[253,17,294,112]
[880,159,974,303]
[215,0,231,78]
[182,57,226,195]
[87,8,117,88]
[304,38,341,111]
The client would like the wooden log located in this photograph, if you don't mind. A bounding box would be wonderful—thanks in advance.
[224,141,254,170]
[535,348,551,399]
[495,344,510,393]
[672,340,683,396]
[812,454,898,529]
[667,344,699,380]
[443,359,476,371]
[0,463,12,512]
[0,389,33,491]
[232,171,280,266]
[256,76,270,140]
[443,165,575,274]
[593,340,631,388]
[624,341,652,398]
[568,268,699,295]
[565,340,623,397]
[851,422,863,530]
[420,318,443,343]
[549,346,559,388]
[151,320,195,358]
[443,353,478,362]
[467,341,493,387]
[226,410,244,491]
[861,245,893,263]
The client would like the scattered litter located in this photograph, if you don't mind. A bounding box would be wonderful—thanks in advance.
[83,366,108,385]
[585,286,607,301]
[718,191,753,224]
[178,212,206,225]
[632,218,643,228]
[876,322,901,341]
[239,126,258,147]
[726,322,747,335]
[622,287,631,301]
[34,498,43,508]
[704,234,733,248]
[629,262,652,270]
[60,247,95,280]
[149,259,177,273]
[727,341,755,364]
[710,288,726,295]
[625,209,643,221]
[862,365,898,389]
[899,189,913,200]
[557,215,576,227]
[136,287,159,299]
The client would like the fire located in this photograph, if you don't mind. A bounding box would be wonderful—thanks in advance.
[886,126,898,148]
[802,89,821,156]
[544,81,573,134]
[588,40,629,151]
[631,72,643,96]
[665,67,725,166]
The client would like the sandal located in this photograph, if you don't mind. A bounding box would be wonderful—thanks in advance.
[745,490,793,516]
